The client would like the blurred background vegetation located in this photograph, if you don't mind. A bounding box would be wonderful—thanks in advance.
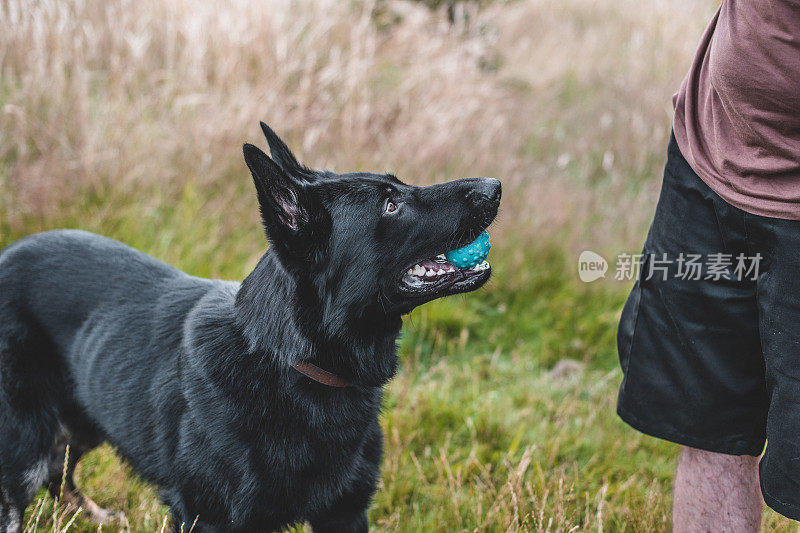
[0,0,793,531]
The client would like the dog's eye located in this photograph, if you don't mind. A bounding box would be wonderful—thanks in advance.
[384,201,398,214]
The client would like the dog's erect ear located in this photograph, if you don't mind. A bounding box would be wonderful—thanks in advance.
[243,143,309,239]
[259,122,308,179]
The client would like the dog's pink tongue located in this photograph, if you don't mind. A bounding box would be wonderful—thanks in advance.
[420,258,451,269]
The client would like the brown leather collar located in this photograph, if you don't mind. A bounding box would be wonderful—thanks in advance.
[292,361,351,388]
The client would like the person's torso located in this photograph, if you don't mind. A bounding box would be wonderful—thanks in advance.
[672,0,800,219]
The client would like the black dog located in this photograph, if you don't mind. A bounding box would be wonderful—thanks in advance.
[0,123,500,532]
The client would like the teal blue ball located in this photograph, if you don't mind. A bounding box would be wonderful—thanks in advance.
[445,231,491,268]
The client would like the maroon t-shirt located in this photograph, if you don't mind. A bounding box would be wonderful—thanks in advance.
[673,0,800,220]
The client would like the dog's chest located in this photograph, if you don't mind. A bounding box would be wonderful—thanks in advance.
[193,410,382,530]
[223,426,377,526]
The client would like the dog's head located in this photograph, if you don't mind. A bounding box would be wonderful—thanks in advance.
[243,123,500,322]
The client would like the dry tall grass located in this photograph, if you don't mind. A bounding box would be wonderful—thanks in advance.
[2,0,711,253]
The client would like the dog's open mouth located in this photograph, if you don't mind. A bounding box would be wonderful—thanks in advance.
[398,254,491,296]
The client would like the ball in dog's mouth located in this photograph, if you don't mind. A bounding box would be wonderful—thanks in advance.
[445,231,490,268]
[398,233,492,296]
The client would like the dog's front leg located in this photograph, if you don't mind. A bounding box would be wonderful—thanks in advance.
[309,429,381,533]
[309,455,378,531]
[310,424,384,533]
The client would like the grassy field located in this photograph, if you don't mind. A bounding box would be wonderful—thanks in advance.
[1,0,797,531]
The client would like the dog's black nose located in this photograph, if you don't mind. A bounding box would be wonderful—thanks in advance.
[467,178,502,206]
[482,178,501,203]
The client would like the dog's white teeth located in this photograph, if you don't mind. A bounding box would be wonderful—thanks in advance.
[407,268,413,275]
[413,265,426,276]
[471,260,490,271]
[437,268,446,275]
[425,269,435,277]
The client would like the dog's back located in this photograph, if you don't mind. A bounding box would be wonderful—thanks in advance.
[0,229,216,374]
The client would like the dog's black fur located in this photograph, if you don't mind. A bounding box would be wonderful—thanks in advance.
[0,123,500,532]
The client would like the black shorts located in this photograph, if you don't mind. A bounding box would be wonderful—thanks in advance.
[617,132,800,521]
